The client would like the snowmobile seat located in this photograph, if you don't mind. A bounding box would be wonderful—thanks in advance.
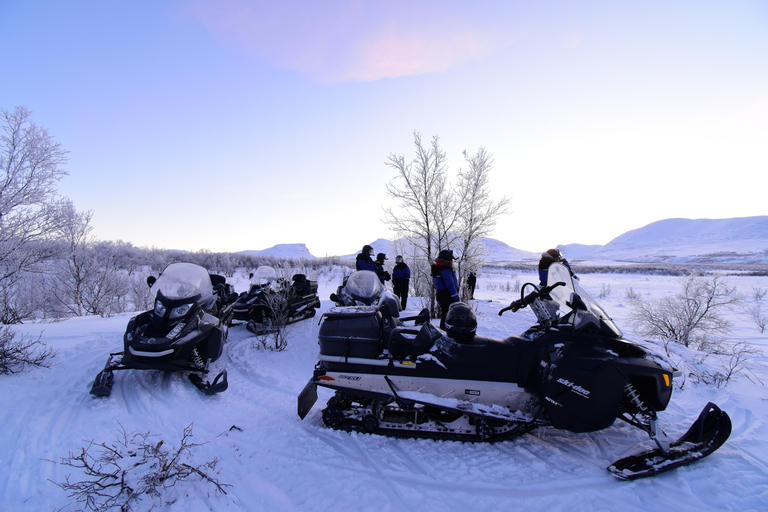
[378,292,402,346]
[388,322,442,357]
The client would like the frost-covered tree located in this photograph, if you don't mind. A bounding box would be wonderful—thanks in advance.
[384,132,457,314]
[454,147,509,300]
[0,106,70,323]
[384,133,509,311]
[630,275,741,352]
[48,203,128,317]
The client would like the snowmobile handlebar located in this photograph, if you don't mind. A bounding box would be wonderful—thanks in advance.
[498,281,566,316]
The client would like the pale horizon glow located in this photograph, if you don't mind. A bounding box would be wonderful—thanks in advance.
[1,0,766,257]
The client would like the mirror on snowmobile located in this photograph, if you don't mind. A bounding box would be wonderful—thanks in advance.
[147,275,156,288]
[566,292,588,311]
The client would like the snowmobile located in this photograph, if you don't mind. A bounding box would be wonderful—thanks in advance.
[329,270,386,307]
[90,262,238,397]
[297,263,731,480]
[231,266,321,334]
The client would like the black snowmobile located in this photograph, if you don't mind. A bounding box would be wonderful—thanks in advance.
[329,270,387,307]
[297,263,731,480]
[231,266,321,334]
[91,262,237,397]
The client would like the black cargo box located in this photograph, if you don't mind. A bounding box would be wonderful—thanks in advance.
[319,307,382,359]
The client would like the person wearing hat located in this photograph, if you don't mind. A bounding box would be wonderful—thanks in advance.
[356,245,377,272]
[432,249,460,330]
[538,248,573,285]
[392,255,411,310]
[373,253,391,284]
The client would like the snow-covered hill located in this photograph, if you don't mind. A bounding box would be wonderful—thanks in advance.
[241,217,768,265]
[591,216,768,263]
[239,243,316,259]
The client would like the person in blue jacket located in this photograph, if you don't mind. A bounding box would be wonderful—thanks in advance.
[355,245,377,272]
[392,255,411,311]
[431,249,460,330]
[538,248,573,285]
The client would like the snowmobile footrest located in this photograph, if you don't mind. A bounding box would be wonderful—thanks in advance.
[607,402,732,480]
[189,370,229,395]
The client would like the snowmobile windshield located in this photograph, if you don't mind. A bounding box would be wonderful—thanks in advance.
[547,263,622,338]
[252,266,278,287]
[151,263,214,303]
[344,271,384,305]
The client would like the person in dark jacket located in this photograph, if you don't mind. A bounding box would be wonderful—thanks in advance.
[538,248,573,285]
[392,255,411,310]
[356,245,377,272]
[373,253,391,284]
[466,271,477,300]
[432,249,460,330]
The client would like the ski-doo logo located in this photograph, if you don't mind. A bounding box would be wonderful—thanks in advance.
[557,378,590,398]
[338,375,361,381]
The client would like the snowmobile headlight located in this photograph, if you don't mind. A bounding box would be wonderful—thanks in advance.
[154,300,166,317]
[170,303,193,319]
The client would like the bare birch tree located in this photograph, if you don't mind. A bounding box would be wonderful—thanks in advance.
[384,132,454,315]
[454,147,510,299]
[0,106,71,322]
[383,133,509,313]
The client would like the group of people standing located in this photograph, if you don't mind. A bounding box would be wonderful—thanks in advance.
[354,243,572,331]
[355,244,476,330]
[355,245,411,311]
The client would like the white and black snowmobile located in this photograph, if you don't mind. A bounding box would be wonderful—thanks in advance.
[297,263,731,480]
[90,262,237,397]
[231,266,321,334]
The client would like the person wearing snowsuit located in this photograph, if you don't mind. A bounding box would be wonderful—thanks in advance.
[465,271,477,300]
[538,248,573,286]
[392,255,411,311]
[432,249,460,330]
[356,245,377,273]
[373,253,391,285]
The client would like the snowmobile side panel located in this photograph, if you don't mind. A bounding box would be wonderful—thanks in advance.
[542,358,626,432]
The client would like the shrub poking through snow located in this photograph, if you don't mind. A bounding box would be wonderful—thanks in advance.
[0,325,55,374]
[54,423,229,511]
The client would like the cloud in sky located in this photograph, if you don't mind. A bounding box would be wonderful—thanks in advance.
[184,0,512,83]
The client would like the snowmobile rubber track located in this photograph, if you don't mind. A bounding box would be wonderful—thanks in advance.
[322,415,537,443]
[320,392,539,443]
[607,402,732,480]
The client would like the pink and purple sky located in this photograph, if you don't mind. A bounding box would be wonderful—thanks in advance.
[2,0,766,256]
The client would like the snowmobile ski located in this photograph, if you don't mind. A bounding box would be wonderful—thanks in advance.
[607,402,732,480]
[189,369,229,395]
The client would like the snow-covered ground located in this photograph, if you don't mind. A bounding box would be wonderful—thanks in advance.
[2,268,768,511]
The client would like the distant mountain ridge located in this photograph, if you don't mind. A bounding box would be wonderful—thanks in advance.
[239,243,315,259]
[241,216,768,264]
[575,216,768,263]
